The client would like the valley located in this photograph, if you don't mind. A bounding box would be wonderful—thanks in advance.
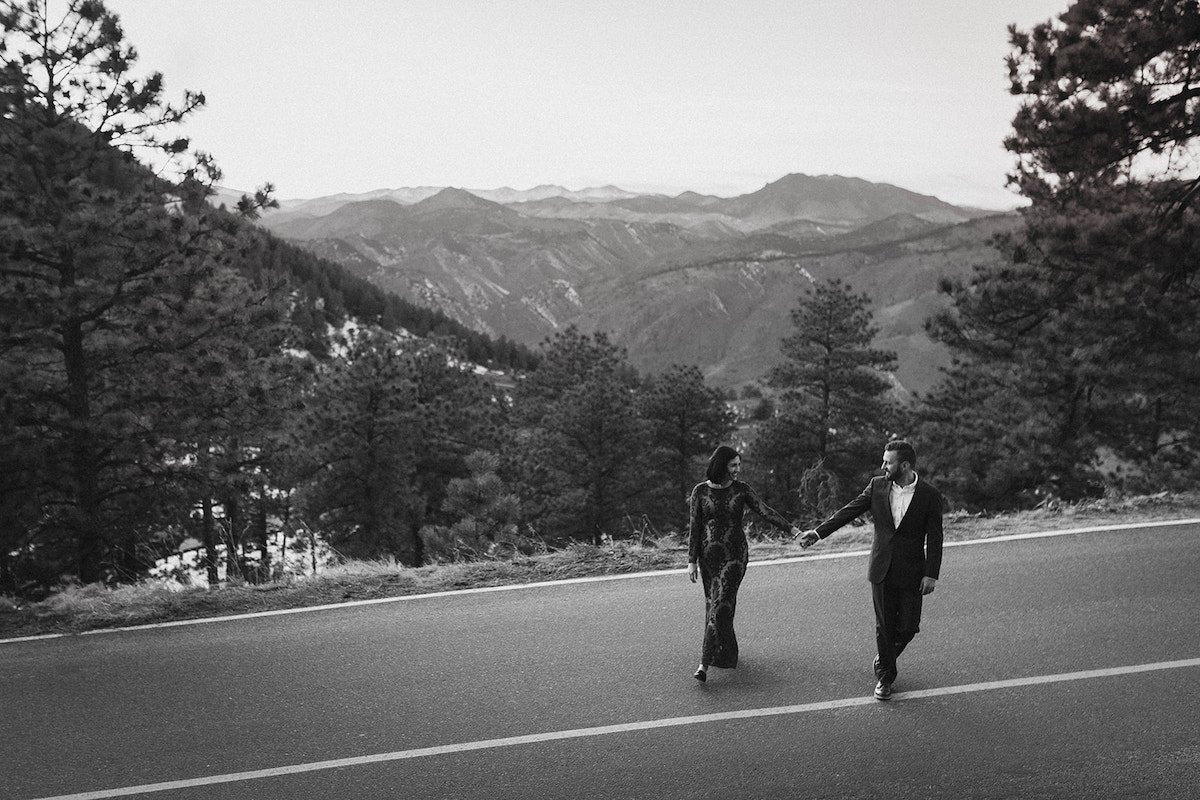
[249,174,1021,396]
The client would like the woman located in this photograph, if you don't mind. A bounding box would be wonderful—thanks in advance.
[688,445,799,682]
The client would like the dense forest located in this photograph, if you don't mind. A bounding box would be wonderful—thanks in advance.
[3,0,1198,597]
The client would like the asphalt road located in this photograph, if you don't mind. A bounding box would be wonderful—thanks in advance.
[4,521,1199,800]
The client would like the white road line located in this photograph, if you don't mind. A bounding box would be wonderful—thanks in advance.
[4,518,1198,644]
[27,656,1200,800]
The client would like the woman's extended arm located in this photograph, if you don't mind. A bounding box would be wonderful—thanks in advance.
[744,483,799,537]
[687,485,703,582]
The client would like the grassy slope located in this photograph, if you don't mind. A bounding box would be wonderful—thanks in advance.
[3,492,1197,641]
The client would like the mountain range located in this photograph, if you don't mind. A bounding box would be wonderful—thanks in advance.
[238,174,1022,397]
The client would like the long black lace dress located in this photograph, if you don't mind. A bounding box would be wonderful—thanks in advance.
[688,480,793,669]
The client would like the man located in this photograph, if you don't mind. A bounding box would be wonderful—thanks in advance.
[798,439,943,701]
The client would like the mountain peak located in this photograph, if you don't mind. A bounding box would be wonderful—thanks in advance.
[728,173,967,226]
[412,187,507,213]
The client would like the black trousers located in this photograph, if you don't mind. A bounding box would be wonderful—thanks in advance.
[871,574,923,683]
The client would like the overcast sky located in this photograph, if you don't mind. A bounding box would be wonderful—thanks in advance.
[103,0,1071,209]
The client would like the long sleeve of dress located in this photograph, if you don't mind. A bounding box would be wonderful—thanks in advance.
[743,484,793,533]
[687,484,704,562]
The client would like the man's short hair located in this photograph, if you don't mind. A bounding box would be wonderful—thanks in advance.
[885,439,917,467]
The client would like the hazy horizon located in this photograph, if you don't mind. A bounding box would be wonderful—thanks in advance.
[105,0,1070,211]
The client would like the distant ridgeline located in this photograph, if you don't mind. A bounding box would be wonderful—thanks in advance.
[235,218,539,372]
[255,175,1014,394]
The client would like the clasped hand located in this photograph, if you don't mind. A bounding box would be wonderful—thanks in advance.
[793,528,819,548]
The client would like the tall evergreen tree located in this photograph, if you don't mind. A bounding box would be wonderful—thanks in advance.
[512,326,648,544]
[292,329,503,565]
[0,0,276,583]
[921,0,1200,505]
[753,278,901,517]
[183,250,310,584]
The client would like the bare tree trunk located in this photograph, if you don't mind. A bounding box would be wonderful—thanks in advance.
[278,496,291,580]
[0,547,14,595]
[64,319,105,584]
[253,483,270,584]
[303,521,318,575]
[224,492,244,581]
[201,495,219,585]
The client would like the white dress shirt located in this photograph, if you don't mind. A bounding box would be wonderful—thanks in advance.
[889,472,918,528]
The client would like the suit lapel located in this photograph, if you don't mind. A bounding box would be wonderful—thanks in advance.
[873,478,896,533]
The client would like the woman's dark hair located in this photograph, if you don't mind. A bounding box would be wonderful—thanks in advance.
[706,445,740,484]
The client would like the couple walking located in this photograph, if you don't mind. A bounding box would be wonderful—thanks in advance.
[687,440,944,701]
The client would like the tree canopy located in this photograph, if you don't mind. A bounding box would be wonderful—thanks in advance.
[1006,0,1200,206]
[921,0,1200,506]
[754,278,902,517]
[0,0,279,582]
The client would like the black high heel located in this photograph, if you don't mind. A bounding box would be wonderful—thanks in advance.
[693,668,707,682]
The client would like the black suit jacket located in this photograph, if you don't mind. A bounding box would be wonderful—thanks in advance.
[814,475,943,586]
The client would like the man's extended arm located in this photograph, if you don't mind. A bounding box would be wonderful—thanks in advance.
[798,480,874,547]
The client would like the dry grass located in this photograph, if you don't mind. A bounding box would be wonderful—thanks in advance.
[3,491,1198,641]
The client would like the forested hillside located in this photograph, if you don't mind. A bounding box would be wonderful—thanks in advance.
[234,227,538,371]
[0,1,545,594]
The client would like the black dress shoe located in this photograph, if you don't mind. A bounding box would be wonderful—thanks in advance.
[693,668,707,682]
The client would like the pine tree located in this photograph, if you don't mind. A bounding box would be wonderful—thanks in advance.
[0,0,277,583]
[512,326,649,544]
[920,0,1200,505]
[419,451,522,561]
[753,278,902,515]
[291,329,502,565]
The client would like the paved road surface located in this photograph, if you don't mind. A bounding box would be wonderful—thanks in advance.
[4,521,1199,799]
